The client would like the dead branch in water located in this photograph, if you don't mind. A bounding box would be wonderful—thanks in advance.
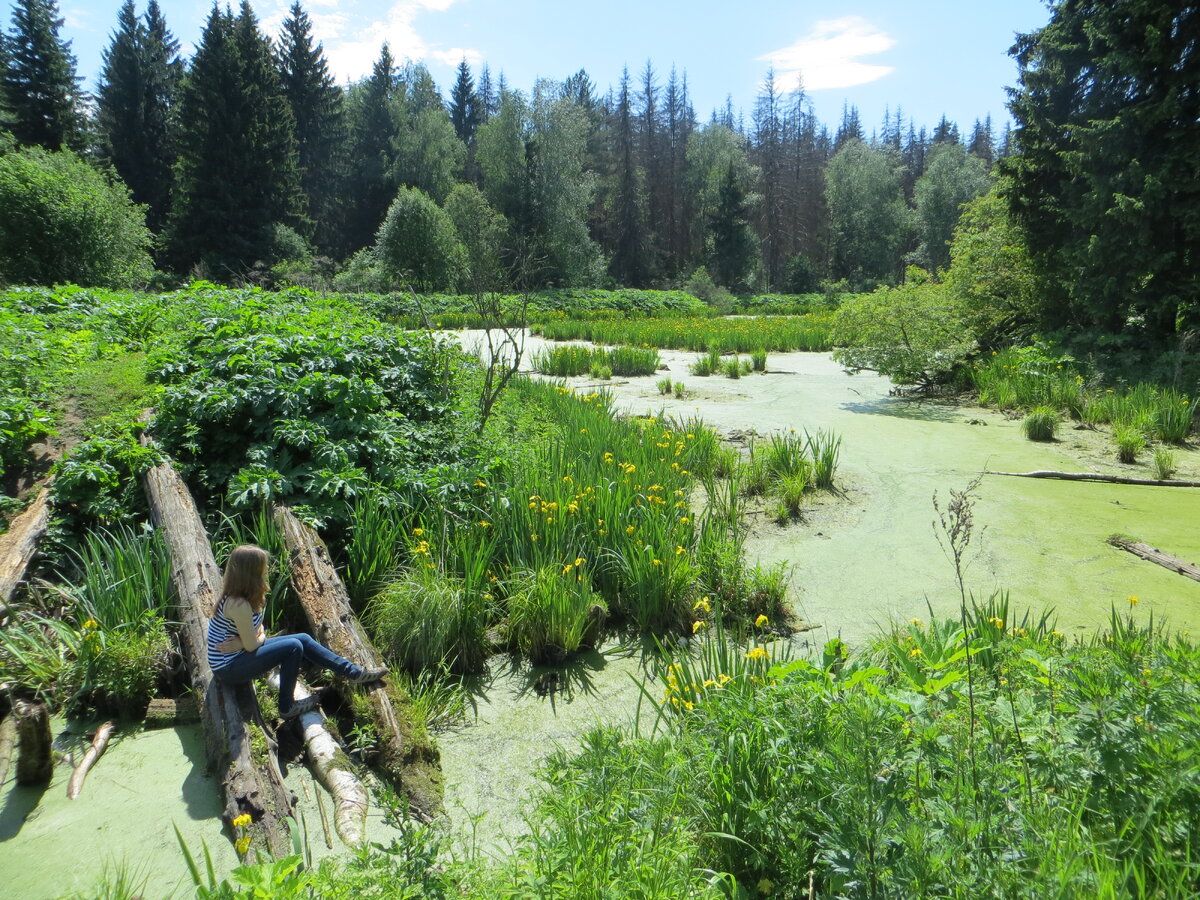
[984,469,1200,488]
[67,721,116,799]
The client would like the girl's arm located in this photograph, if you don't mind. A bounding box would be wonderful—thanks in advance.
[226,597,265,651]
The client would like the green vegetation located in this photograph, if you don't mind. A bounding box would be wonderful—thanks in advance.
[537,314,833,353]
[0,145,153,287]
[530,344,659,377]
[1022,406,1058,442]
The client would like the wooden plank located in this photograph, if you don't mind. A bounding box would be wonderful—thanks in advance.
[1108,536,1200,583]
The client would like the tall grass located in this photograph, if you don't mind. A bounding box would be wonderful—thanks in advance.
[531,344,660,377]
[536,314,834,352]
[507,565,607,664]
[974,348,1197,442]
[63,525,173,629]
[344,493,409,607]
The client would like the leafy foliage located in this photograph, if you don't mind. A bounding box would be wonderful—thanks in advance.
[375,185,466,292]
[833,274,975,385]
[0,146,153,287]
[148,289,463,524]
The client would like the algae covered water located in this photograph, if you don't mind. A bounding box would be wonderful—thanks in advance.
[3,341,1196,891]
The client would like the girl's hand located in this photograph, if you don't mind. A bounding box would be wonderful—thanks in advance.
[216,637,244,653]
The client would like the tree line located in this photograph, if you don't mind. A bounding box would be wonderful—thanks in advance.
[0,0,1003,293]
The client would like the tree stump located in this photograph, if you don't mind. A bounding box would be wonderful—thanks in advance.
[15,700,52,786]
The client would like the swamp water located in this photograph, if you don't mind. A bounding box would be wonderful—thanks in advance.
[2,339,1197,893]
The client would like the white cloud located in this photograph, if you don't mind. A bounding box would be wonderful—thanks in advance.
[321,0,479,84]
[760,16,896,92]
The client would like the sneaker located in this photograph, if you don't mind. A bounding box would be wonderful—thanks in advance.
[346,664,389,685]
[279,694,321,719]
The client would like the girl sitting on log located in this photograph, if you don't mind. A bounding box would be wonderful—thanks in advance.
[207,544,387,718]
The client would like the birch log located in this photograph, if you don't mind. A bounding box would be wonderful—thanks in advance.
[267,672,367,846]
[273,505,443,819]
[0,484,52,617]
[67,720,116,799]
[1108,536,1200,583]
[142,454,295,858]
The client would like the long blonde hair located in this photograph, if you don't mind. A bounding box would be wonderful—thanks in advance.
[222,545,269,614]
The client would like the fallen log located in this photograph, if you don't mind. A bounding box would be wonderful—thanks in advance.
[142,696,201,730]
[0,712,16,788]
[15,700,52,786]
[0,484,53,618]
[267,672,367,847]
[67,720,116,800]
[985,469,1200,487]
[143,452,295,859]
[1108,536,1200,583]
[273,505,443,819]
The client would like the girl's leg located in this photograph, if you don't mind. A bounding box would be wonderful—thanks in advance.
[288,631,361,679]
[215,636,307,714]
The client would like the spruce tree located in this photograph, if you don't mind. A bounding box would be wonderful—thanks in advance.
[168,2,300,277]
[709,161,758,290]
[343,43,399,253]
[96,0,181,233]
[277,1,344,254]
[449,58,478,146]
[3,0,83,150]
[609,67,649,286]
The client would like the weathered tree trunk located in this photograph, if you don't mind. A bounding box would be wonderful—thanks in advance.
[67,720,116,800]
[143,455,295,858]
[0,484,52,619]
[273,505,443,819]
[266,672,368,847]
[0,712,17,788]
[1108,536,1200,583]
[15,700,52,786]
[984,469,1200,487]
[142,697,201,730]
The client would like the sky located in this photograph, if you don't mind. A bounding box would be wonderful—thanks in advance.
[57,0,1053,136]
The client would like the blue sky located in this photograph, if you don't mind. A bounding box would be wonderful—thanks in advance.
[58,0,1052,135]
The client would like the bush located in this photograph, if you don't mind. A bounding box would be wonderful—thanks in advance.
[1022,406,1059,441]
[0,146,153,287]
[375,185,467,292]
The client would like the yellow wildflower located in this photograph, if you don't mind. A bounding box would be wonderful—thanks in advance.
[693,598,712,613]
[1128,594,1139,607]
[574,557,585,567]
[675,545,686,556]
[988,617,1004,628]
[232,813,252,829]
[477,521,491,528]
[82,619,98,630]
[692,620,707,634]
[746,646,768,661]
[755,614,769,628]
[626,525,635,535]
[473,479,487,488]
[412,527,424,536]
[908,647,923,659]
[652,558,662,566]
[703,678,717,688]
[562,565,573,575]
[235,836,252,856]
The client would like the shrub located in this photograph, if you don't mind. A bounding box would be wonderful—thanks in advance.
[721,357,741,378]
[375,185,467,292]
[506,566,606,665]
[0,146,153,287]
[1152,448,1176,480]
[1113,425,1144,463]
[1022,406,1059,441]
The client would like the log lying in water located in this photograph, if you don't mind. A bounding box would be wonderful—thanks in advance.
[1108,536,1200,583]
[984,469,1200,487]
[0,484,53,619]
[67,720,116,800]
[142,453,295,859]
[273,504,442,820]
[143,696,201,729]
[15,700,52,786]
[267,671,367,847]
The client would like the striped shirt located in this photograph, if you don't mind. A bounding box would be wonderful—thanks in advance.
[206,597,263,672]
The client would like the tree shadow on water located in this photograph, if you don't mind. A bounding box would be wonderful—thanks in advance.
[841,396,967,424]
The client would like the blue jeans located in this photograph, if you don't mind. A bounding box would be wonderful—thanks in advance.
[213,633,360,714]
